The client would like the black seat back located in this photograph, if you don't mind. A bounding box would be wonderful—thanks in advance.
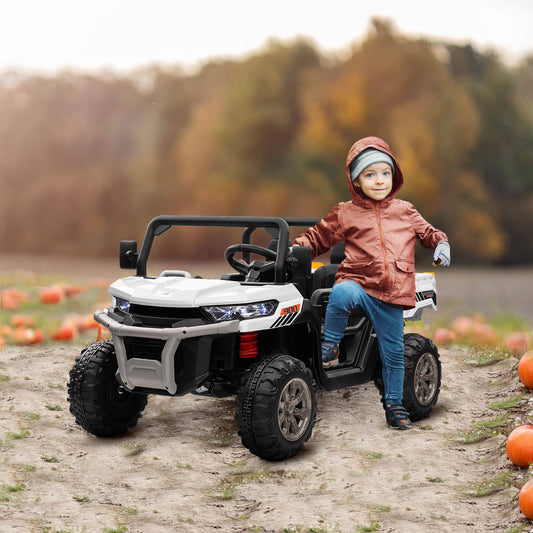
[311,242,346,293]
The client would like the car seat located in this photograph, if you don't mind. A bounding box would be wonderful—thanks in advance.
[311,242,346,294]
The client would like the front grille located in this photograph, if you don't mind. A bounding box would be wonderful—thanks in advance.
[124,337,165,361]
[129,304,207,320]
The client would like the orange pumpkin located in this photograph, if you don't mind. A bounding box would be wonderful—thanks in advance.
[518,350,533,389]
[434,328,457,345]
[52,320,77,341]
[519,480,533,519]
[504,332,531,354]
[39,286,64,305]
[506,425,533,467]
[13,327,44,345]
[450,316,473,337]
[9,314,35,328]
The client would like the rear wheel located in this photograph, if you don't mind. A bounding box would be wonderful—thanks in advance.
[236,354,317,461]
[374,333,441,421]
[67,340,148,437]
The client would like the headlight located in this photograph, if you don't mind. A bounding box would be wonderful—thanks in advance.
[113,297,131,313]
[202,301,277,322]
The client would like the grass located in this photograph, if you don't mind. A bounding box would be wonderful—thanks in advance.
[468,349,509,367]
[278,526,340,533]
[489,394,525,411]
[356,524,380,532]
[103,527,127,533]
[453,413,511,444]
[212,468,281,501]
[1,482,26,501]
[45,403,63,411]
[123,441,145,456]
[72,495,91,503]
[463,471,515,497]
[42,455,60,463]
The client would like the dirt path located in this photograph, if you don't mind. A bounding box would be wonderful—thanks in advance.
[0,343,526,533]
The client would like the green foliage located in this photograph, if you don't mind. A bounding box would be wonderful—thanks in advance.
[0,20,532,264]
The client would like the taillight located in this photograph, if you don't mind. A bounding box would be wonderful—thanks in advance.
[239,332,258,358]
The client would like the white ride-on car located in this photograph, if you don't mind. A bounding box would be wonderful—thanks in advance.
[68,216,441,461]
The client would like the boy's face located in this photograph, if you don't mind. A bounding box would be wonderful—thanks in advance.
[354,162,393,201]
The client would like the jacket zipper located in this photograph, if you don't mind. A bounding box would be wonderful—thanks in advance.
[375,203,389,296]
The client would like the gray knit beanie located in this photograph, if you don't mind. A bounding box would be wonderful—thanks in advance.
[350,149,395,182]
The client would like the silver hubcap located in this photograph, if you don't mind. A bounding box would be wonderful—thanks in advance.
[278,378,312,442]
[414,353,439,406]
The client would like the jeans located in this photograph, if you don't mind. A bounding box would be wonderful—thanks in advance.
[324,281,405,404]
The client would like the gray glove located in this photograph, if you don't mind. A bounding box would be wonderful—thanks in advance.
[433,241,451,267]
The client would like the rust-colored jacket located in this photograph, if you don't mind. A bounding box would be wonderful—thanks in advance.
[293,136,448,309]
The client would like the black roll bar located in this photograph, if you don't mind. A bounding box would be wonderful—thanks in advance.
[136,216,290,281]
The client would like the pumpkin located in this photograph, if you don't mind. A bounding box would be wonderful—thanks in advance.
[434,328,457,345]
[450,316,473,337]
[504,332,531,354]
[518,350,533,389]
[506,425,533,467]
[519,479,533,519]
[39,286,64,305]
[9,314,35,328]
[51,320,77,341]
[13,327,44,345]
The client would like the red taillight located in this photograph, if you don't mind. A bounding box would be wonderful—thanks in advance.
[239,332,258,358]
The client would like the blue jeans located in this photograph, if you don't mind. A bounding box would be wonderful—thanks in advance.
[324,281,405,405]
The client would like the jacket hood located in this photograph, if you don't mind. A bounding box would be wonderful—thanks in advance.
[346,136,403,204]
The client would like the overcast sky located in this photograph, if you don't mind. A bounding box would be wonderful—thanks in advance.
[2,0,532,74]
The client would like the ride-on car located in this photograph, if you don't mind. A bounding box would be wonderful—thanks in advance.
[68,216,441,461]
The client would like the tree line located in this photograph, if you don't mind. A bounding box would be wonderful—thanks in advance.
[1,18,532,264]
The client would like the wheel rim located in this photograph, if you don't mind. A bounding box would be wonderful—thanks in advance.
[277,377,313,442]
[414,352,439,406]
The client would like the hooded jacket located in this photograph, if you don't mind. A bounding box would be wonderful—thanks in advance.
[292,136,448,309]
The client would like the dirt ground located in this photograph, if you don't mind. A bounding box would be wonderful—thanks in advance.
[1,256,533,532]
[0,341,529,533]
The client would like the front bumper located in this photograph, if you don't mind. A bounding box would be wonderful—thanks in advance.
[95,309,240,395]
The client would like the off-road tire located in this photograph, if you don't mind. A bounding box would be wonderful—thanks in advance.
[374,333,441,421]
[67,340,148,437]
[236,354,317,461]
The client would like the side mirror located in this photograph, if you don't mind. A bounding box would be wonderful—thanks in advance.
[119,240,138,269]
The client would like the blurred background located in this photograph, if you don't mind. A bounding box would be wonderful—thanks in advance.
[0,0,532,267]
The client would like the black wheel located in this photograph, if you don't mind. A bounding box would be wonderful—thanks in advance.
[374,333,441,421]
[67,340,148,437]
[236,354,317,461]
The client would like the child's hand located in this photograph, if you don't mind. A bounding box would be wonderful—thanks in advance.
[433,241,451,267]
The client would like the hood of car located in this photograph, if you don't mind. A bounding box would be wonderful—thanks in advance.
[109,275,299,307]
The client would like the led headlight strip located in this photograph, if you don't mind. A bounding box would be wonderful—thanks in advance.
[202,300,277,322]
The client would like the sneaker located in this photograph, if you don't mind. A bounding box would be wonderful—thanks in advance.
[385,403,412,430]
[322,342,339,368]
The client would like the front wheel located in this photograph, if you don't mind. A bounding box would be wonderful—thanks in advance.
[374,333,441,421]
[67,340,148,437]
[236,354,317,461]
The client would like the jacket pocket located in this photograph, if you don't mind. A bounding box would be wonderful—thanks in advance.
[338,259,381,290]
[395,259,415,273]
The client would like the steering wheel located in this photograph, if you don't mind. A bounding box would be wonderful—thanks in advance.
[224,244,278,280]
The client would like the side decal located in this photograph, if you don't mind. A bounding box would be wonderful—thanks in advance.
[271,304,301,328]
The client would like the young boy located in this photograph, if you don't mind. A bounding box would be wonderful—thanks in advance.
[292,136,450,430]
